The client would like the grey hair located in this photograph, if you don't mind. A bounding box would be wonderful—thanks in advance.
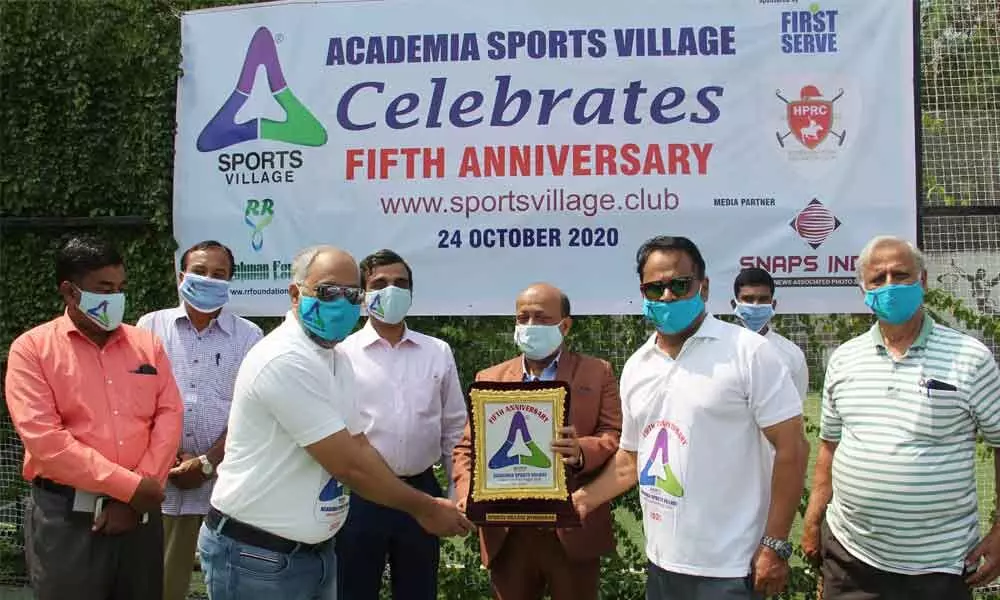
[291,245,344,284]
[856,235,926,283]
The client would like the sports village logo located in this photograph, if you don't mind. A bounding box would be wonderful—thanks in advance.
[197,26,326,152]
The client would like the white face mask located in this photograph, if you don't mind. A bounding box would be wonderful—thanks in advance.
[76,287,126,331]
[365,285,412,325]
[514,323,564,360]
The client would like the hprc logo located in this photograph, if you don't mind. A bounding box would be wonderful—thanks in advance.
[244,198,274,252]
[790,198,841,249]
[197,27,327,152]
[775,85,846,150]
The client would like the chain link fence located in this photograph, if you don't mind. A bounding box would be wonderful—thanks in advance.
[1,0,998,597]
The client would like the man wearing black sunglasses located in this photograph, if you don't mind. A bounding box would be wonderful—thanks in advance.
[198,245,473,600]
[572,236,808,600]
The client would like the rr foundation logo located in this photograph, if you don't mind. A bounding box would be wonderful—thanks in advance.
[790,198,841,249]
[197,27,327,152]
[86,301,112,328]
[244,198,274,252]
[775,85,846,150]
[488,411,551,469]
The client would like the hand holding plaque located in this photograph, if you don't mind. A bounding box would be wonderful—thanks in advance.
[464,380,581,527]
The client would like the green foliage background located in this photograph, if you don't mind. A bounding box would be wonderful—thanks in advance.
[1,1,999,598]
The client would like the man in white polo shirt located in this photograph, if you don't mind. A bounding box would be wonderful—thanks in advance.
[731,267,808,401]
[801,235,1000,599]
[573,235,808,599]
[197,245,472,600]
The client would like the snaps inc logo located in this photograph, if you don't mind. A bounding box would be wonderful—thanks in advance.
[200,27,325,185]
[775,85,846,150]
[489,411,551,469]
[791,198,841,249]
[244,198,274,252]
[740,198,856,286]
[781,4,839,54]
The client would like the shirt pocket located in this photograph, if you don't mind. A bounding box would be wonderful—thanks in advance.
[917,384,966,439]
[120,373,160,419]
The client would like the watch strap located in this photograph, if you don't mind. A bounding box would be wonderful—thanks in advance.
[760,535,793,561]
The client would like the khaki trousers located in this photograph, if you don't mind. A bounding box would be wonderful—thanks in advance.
[163,514,203,600]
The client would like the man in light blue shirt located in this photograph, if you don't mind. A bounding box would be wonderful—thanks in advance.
[137,240,262,600]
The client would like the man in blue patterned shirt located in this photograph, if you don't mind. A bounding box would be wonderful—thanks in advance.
[137,240,263,600]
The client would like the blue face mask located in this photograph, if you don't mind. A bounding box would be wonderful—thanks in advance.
[864,282,924,325]
[734,302,775,333]
[298,296,360,342]
[643,291,705,335]
[179,272,230,314]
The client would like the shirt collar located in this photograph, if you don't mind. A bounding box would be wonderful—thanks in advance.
[869,311,934,350]
[171,303,234,336]
[358,318,418,348]
[641,313,722,357]
[57,311,126,346]
[522,350,562,381]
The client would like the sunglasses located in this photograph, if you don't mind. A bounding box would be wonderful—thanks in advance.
[307,283,365,305]
[640,277,697,301]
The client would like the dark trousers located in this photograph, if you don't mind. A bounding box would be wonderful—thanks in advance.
[489,528,600,600]
[821,521,972,600]
[25,485,164,600]
[336,468,441,600]
[646,561,761,600]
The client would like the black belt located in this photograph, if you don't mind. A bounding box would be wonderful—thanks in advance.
[206,507,326,554]
[399,467,434,485]
[32,477,75,499]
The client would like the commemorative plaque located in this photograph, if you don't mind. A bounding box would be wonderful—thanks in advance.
[465,380,580,527]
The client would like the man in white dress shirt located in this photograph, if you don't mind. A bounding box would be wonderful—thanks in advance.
[197,245,471,600]
[336,249,468,600]
[730,267,808,401]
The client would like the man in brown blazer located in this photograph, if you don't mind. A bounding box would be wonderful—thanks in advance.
[452,283,622,600]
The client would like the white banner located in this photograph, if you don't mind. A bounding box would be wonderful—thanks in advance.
[173,0,917,316]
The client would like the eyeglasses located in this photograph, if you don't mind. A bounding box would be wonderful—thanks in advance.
[303,283,365,305]
[640,277,697,301]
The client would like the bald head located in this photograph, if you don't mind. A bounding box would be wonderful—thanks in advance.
[291,246,359,287]
[516,283,571,325]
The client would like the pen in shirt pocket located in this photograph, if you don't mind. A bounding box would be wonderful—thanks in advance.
[215,353,221,366]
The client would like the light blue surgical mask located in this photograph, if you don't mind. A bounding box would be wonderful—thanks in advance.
[864,282,924,325]
[298,296,360,342]
[514,323,564,360]
[643,290,705,335]
[734,302,775,333]
[365,286,412,325]
[179,272,230,314]
[76,287,126,332]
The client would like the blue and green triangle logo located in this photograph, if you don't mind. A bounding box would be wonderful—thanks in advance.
[639,428,684,497]
[197,27,327,152]
[488,411,551,469]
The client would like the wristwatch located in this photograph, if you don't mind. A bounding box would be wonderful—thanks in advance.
[198,455,215,477]
[760,535,793,561]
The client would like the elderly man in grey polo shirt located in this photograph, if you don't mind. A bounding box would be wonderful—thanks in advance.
[802,235,1000,600]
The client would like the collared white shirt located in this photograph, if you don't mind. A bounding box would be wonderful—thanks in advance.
[211,312,365,544]
[339,320,467,477]
[136,305,262,516]
[619,315,801,578]
[764,328,808,401]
